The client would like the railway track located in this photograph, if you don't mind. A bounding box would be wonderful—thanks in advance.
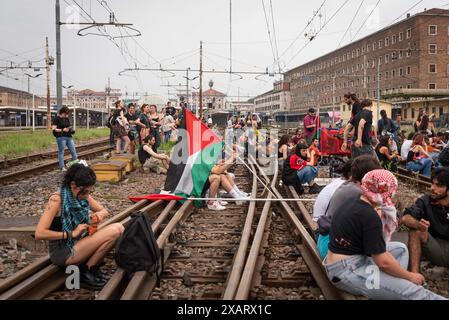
[395,166,431,189]
[0,138,110,169]
[0,159,352,300]
[0,141,112,185]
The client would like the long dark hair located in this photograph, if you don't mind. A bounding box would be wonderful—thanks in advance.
[279,135,290,147]
[375,135,391,154]
[419,115,429,131]
[62,164,96,188]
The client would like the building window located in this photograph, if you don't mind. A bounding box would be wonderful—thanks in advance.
[392,34,396,44]
[392,70,396,78]
[429,64,437,73]
[440,107,444,115]
[400,68,404,76]
[385,71,389,80]
[385,37,390,46]
[406,28,411,39]
[407,84,412,89]
[372,42,376,51]
[378,40,382,49]
[429,25,437,35]
[399,32,404,41]
[378,56,382,65]
[429,44,437,54]
[429,83,437,89]
[385,54,390,64]
[392,52,397,60]
[399,51,403,59]
[412,109,415,119]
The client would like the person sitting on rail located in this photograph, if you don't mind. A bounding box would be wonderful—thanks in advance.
[35,162,125,290]
[307,138,322,166]
[203,151,250,211]
[324,169,446,300]
[281,143,322,195]
[406,133,433,177]
[312,159,353,223]
[402,167,449,274]
[137,135,170,174]
[291,128,305,146]
[375,135,402,172]
[52,106,78,171]
[400,132,415,161]
[316,155,381,259]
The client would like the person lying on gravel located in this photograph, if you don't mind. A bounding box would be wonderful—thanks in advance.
[316,155,381,259]
[402,167,449,274]
[138,134,170,173]
[324,169,446,300]
[35,162,125,290]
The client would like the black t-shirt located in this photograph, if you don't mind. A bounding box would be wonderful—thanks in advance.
[404,194,449,241]
[351,102,362,119]
[52,116,72,138]
[352,109,373,145]
[329,198,386,256]
[138,113,150,131]
[125,112,138,123]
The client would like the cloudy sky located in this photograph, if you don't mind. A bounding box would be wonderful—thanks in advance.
[1,0,448,101]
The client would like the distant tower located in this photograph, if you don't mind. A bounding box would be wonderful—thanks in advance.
[209,79,214,89]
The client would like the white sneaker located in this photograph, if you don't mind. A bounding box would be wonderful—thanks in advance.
[208,201,226,211]
[235,195,251,205]
[239,191,249,197]
[219,200,229,206]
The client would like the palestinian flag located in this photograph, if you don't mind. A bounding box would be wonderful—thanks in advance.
[130,108,223,203]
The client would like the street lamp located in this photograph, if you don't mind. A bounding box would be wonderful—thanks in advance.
[63,85,75,130]
[24,73,43,132]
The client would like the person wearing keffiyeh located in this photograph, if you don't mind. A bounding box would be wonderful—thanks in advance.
[323,169,446,300]
[360,169,399,242]
[35,162,125,290]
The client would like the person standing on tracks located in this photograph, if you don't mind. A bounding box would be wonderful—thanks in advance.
[342,99,377,159]
[344,93,362,120]
[52,106,78,171]
[148,105,162,151]
[35,162,125,290]
[111,100,131,154]
[125,103,139,155]
[324,169,446,300]
[303,108,319,145]
[402,167,449,274]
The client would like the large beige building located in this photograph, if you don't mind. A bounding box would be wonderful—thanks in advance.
[254,81,292,114]
[51,88,121,112]
[284,8,449,118]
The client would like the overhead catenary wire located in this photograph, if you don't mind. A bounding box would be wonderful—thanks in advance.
[285,0,351,68]
[350,0,382,42]
[337,0,366,48]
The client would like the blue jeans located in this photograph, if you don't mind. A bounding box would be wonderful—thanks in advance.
[406,158,432,177]
[297,166,318,184]
[56,137,77,169]
[323,242,446,300]
[164,130,171,142]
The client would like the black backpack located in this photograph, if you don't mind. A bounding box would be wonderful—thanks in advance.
[439,146,449,166]
[115,212,163,281]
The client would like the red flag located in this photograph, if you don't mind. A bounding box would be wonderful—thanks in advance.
[129,194,186,203]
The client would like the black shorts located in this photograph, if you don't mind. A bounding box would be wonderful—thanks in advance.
[49,240,75,267]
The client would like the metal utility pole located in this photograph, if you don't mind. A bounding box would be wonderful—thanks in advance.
[186,68,190,107]
[25,73,43,132]
[73,90,76,130]
[377,58,381,127]
[332,73,336,127]
[55,0,63,109]
[45,37,51,130]
[199,41,203,120]
[106,77,111,127]
[26,77,30,127]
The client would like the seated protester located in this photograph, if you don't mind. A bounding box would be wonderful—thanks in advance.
[307,138,322,166]
[138,135,170,173]
[375,135,401,172]
[400,132,415,160]
[429,132,446,150]
[291,128,305,145]
[406,133,433,177]
[278,134,291,168]
[35,162,125,290]
[402,167,449,273]
[281,144,321,195]
[324,169,446,300]
[316,155,381,259]
[313,159,353,222]
[205,152,250,211]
